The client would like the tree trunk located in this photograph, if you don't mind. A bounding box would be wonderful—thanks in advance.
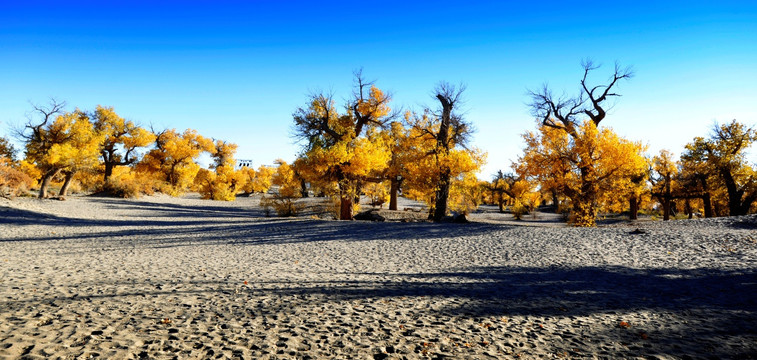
[685,198,693,219]
[497,194,505,213]
[721,168,747,216]
[103,162,114,182]
[552,190,560,213]
[432,90,454,223]
[433,169,451,222]
[629,195,639,220]
[662,198,671,221]
[340,195,353,220]
[699,177,713,218]
[702,192,713,218]
[338,179,353,220]
[389,177,399,211]
[662,175,672,221]
[59,171,75,196]
[38,169,60,198]
[299,179,309,198]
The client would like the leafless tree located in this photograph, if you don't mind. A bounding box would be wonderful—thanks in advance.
[528,60,633,138]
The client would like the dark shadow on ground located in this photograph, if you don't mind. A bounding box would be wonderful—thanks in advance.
[5,265,755,316]
[1,205,508,245]
[3,265,755,358]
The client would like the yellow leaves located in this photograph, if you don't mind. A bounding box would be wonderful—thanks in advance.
[122,126,156,149]
[272,160,301,199]
[517,120,646,225]
[652,150,678,179]
[356,85,391,119]
[343,136,391,177]
[261,160,304,216]
[194,141,241,201]
[364,181,390,207]
[211,140,238,170]
[140,128,214,195]
[29,110,103,172]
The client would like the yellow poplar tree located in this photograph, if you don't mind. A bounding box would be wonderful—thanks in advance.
[650,149,679,220]
[195,140,241,201]
[92,105,155,182]
[138,128,214,196]
[402,109,484,218]
[261,159,303,216]
[517,121,646,226]
[24,108,103,198]
[680,120,757,216]
[524,61,635,226]
[292,72,393,220]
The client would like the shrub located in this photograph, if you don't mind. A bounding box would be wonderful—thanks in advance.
[99,169,159,198]
[512,200,528,220]
[261,194,303,217]
[364,182,389,207]
[0,159,34,198]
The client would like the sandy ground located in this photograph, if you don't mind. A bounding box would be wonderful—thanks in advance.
[1,194,756,359]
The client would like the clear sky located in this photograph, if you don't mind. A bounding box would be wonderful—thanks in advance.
[1,1,756,178]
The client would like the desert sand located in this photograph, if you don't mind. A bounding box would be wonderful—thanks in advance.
[1,194,756,359]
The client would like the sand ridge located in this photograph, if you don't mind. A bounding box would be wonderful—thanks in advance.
[1,195,756,359]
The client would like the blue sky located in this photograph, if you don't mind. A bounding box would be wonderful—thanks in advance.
[1,1,756,178]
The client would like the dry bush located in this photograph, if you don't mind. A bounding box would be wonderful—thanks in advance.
[364,182,389,207]
[102,177,142,198]
[0,159,34,199]
[261,194,303,217]
[511,200,529,220]
[100,169,160,198]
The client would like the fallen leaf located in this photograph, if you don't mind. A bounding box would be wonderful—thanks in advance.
[161,318,171,325]
[618,321,631,328]
[243,281,248,285]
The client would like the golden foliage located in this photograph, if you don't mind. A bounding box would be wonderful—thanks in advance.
[364,181,390,207]
[138,128,214,196]
[517,121,646,226]
[681,120,757,216]
[261,160,303,216]
[239,165,276,195]
[400,115,485,214]
[193,140,242,201]
[103,167,159,198]
[0,158,34,198]
[93,105,155,181]
[293,81,395,220]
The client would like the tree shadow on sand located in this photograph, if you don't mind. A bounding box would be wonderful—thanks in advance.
[2,264,755,358]
[1,205,504,245]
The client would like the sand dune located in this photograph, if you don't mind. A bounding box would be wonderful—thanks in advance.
[1,195,756,359]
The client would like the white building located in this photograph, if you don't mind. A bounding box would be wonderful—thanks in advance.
[236,159,253,170]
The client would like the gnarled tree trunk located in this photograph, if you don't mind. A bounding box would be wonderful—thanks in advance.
[59,171,75,197]
[389,177,399,211]
[38,168,60,198]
